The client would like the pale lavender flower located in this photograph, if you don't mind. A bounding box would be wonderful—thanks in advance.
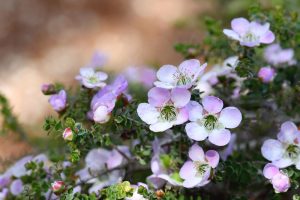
[124,66,156,88]
[263,163,290,193]
[85,51,108,69]
[137,87,190,132]
[76,67,108,89]
[154,59,207,89]
[147,138,183,188]
[223,18,275,47]
[0,188,8,200]
[90,76,128,123]
[258,66,275,83]
[179,144,219,188]
[261,121,300,169]
[185,96,242,146]
[264,44,296,66]
[76,146,130,194]
[195,56,239,96]
[10,179,23,196]
[49,90,67,112]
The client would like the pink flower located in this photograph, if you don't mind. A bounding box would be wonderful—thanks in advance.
[51,181,65,193]
[263,163,290,193]
[264,44,296,66]
[84,51,108,69]
[62,128,73,141]
[179,144,219,188]
[76,146,130,194]
[261,121,300,169]
[76,67,108,89]
[258,66,275,83]
[137,87,190,132]
[185,96,242,146]
[147,137,183,188]
[154,59,207,89]
[90,76,128,123]
[223,18,275,47]
[124,66,156,88]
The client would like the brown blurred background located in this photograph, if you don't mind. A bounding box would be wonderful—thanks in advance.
[0,0,213,130]
[0,0,215,161]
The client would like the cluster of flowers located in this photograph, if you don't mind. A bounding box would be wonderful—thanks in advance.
[136,57,242,188]
[33,16,298,197]
[0,154,57,199]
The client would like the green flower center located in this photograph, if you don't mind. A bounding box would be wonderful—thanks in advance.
[175,72,192,86]
[160,105,177,122]
[203,115,218,131]
[286,144,300,159]
[88,75,99,84]
[194,161,209,176]
[243,32,259,43]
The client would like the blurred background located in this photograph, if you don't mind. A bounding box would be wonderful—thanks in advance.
[0,0,296,165]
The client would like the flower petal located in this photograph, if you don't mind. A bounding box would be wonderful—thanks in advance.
[205,150,219,168]
[186,101,203,121]
[272,157,293,168]
[188,143,205,162]
[150,121,173,132]
[202,96,223,114]
[277,121,298,143]
[178,59,205,80]
[183,177,203,188]
[208,129,231,146]
[147,175,166,189]
[231,18,250,35]
[179,161,197,179]
[93,106,110,123]
[260,30,275,44]
[153,81,175,89]
[219,107,242,128]
[185,122,208,141]
[156,65,177,84]
[148,87,171,107]
[223,29,240,40]
[137,103,159,125]
[174,107,189,125]
[263,163,279,179]
[171,88,191,108]
[106,150,123,170]
[261,139,285,161]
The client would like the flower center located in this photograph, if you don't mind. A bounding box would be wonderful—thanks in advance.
[174,72,192,86]
[160,105,177,122]
[242,32,259,43]
[88,75,99,84]
[194,161,209,176]
[286,144,300,159]
[203,115,218,131]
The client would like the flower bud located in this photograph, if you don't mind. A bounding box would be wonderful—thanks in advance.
[258,67,275,83]
[62,128,73,141]
[51,180,65,194]
[271,173,290,193]
[41,84,56,95]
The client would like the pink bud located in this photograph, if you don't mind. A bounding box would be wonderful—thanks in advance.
[258,67,275,83]
[271,172,290,193]
[51,181,64,193]
[41,84,55,95]
[62,128,73,141]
